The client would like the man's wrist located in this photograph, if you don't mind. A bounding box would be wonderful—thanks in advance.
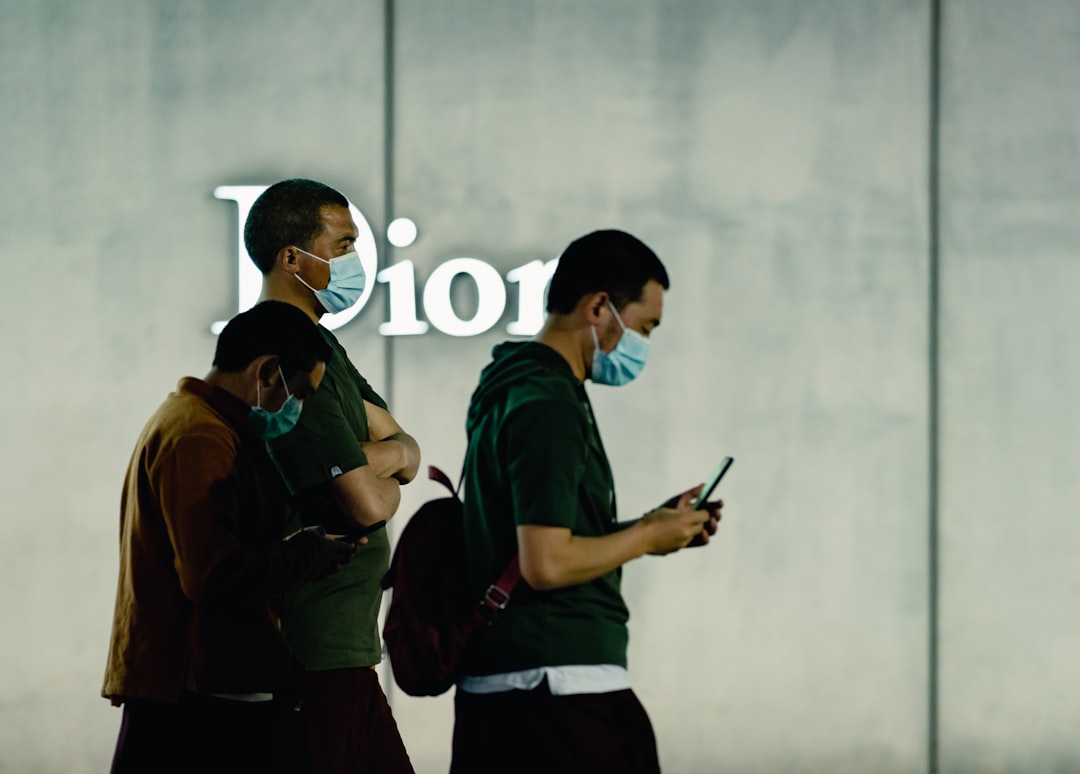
[627,517,656,558]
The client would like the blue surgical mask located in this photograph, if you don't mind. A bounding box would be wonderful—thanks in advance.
[249,366,303,440]
[590,302,650,386]
[294,248,367,314]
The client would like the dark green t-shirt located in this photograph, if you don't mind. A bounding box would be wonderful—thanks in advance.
[461,341,630,675]
[267,327,389,670]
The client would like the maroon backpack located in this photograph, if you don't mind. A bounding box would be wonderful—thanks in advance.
[380,466,520,697]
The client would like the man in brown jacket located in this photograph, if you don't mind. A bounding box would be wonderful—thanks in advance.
[102,301,357,774]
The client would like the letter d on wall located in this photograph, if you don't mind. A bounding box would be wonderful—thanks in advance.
[213,186,378,333]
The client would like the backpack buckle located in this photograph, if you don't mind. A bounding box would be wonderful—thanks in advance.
[484,583,510,609]
[477,583,511,623]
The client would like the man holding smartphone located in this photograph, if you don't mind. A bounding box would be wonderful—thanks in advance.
[103,301,357,773]
[452,230,724,773]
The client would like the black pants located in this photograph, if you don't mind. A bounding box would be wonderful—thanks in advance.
[110,693,288,774]
[451,681,661,774]
[297,667,413,774]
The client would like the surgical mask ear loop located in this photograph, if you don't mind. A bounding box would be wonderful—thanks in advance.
[295,246,330,264]
[608,301,628,332]
[592,302,623,353]
[256,364,291,408]
[277,365,292,399]
[293,248,323,292]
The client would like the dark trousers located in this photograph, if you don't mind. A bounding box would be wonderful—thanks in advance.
[298,667,413,774]
[110,692,289,774]
[451,681,661,774]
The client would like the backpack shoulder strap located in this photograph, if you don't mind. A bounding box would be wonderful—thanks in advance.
[476,554,521,624]
[427,464,458,498]
[448,454,521,623]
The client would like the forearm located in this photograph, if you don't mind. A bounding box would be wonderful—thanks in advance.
[360,440,407,480]
[360,433,420,484]
[517,505,710,590]
[328,466,402,526]
[384,432,420,483]
[363,401,420,483]
[517,521,655,591]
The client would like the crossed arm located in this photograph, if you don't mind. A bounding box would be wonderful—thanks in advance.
[325,401,421,527]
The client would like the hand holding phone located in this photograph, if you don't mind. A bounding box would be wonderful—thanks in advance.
[693,457,733,510]
[337,519,387,543]
[680,457,732,548]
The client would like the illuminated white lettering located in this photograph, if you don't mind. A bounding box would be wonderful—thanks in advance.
[216,185,555,337]
[506,258,558,336]
[423,258,506,337]
[386,217,418,248]
[377,260,430,336]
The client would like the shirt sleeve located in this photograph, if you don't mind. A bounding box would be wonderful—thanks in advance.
[266,373,369,495]
[352,369,388,411]
[502,397,589,529]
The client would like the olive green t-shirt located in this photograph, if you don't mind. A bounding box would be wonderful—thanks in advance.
[267,327,389,670]
[461,341,630,675]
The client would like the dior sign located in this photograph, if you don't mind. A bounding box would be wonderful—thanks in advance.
[214,186,556,337]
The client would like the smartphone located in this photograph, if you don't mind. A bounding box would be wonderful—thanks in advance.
[693,457,734,509]
[339,519,387,542]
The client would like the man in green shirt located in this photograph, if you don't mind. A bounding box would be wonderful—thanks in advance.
[452,230,724,774]
[245,179,421,773]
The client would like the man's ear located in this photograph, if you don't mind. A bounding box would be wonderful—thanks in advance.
[252,354,282,387]
[276,246,301,275]
[583,291,610,325]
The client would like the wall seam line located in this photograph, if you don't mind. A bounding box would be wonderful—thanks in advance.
[382,0,397,403]
[381,0,398,708]
[928,0,943,771]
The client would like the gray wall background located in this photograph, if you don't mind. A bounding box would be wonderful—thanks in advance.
[0,1,1076,772]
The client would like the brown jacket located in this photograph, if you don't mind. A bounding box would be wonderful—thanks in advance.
[102,377,327,703]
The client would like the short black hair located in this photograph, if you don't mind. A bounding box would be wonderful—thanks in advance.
[545,229,670,314]
[243,179,350,274]
[213,301,333,378]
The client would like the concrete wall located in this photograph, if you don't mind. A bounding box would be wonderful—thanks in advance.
[0,1,1075,772]
[938,2,1080,771]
